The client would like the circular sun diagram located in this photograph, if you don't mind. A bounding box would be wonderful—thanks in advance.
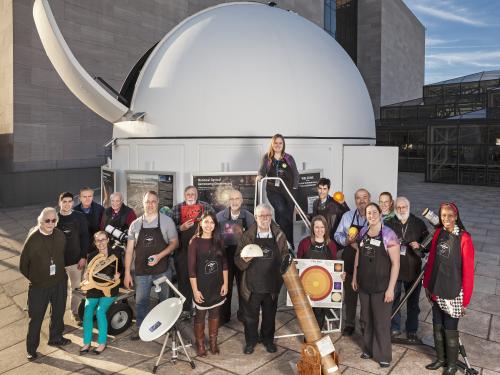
[300,266,333,301]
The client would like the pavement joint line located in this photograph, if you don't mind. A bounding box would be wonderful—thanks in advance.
[246,348,289,374]
[486,313,493,341]
[386,347,408,374]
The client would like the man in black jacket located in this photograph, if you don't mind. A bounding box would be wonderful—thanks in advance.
[57,191,89,323]
[74,187,104,245]
[385,196,429,341]
[20,207,71,360]
[311,178,349,243]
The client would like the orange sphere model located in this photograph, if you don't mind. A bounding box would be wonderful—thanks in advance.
[333,192,344,202]
[348,227,358,238]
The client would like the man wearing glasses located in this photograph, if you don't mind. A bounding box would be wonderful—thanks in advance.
[20,207,71,361]
[235,203,289,355]
[216,189,255,324]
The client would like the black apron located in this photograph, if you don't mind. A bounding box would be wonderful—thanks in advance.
[357,228,391,294]
[195,244,224,308]
[302,241,334,260]
[266,157,293,193]
[246,235,282,294]
[343,211,366,274]
[134,216,169,276]
[59,217,81,266]
[428,230,462,299]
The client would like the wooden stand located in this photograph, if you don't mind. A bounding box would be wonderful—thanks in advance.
[80,253,120,297]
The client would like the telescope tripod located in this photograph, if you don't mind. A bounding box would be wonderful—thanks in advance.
[391,270,478,375]
[152,323,195,373]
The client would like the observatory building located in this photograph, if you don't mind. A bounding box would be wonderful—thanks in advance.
[0,0,422,206]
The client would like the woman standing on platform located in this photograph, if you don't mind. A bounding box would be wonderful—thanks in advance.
[423,203,474,375]
[352,203,400,368]
[257,134,299,248]
[80,231,121,355]
[189,212,228,356]
[297,215,338,329]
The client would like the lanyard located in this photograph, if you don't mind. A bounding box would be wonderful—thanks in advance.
[400,220,409,241]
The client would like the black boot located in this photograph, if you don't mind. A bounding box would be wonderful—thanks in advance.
[426,325,446,370]
[442,330,459,375]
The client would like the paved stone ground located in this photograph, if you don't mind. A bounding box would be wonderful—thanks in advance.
[0,173,499,374]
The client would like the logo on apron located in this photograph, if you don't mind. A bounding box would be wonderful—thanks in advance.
[262,247,273,259]
[363,245,375,258]
[438,242,450,258]
[204,260,218,275]
[143,234,155,247]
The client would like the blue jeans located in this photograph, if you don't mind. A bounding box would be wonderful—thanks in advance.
[135,269,172,327]
[391,279,421,333]
[83,296,116,345]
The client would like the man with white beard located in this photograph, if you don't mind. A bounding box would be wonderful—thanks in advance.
[385,197,429,342]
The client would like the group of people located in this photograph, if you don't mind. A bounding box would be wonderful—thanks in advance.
[19,134,474,375]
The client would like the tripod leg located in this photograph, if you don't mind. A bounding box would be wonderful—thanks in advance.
[153,333,170,374]
[177,330,196,369]
[171,330,178,363]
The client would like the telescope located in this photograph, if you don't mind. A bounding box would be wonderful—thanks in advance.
[105,224,129,244]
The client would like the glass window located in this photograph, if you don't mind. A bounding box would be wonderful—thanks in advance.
[324,0,335,37]
[444,84,460,97]
[459,145,487,165]
[428,145,458,164]
[488,125,500,145]
[458,125,487,144]
[430,125,457,144]
[459,166,486,185]
[488,146,500,165]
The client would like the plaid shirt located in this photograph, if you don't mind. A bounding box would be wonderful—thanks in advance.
[168,200,215,230]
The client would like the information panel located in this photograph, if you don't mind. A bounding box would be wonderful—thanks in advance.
[101,167,115,208]
[192,172,257,213]
[125,171,176,217]
[296,169,322,220]
[286,258,344,309]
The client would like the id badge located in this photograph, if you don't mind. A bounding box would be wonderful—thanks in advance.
[49,263,56,276]
[400,244,407,256]
[369,238,381,247]
[274,179,280,187]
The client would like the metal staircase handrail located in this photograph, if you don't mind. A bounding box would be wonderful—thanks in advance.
[255,177,311,230]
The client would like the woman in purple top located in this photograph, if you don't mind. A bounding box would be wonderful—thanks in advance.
[257,134,299,248]
[352,203,400,368]
[188,212,228,356]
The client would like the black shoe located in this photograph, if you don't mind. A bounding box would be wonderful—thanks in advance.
[93,346,106,355]
[391,329,401,338]
[379,361,390,368]
[244,343,255,354]
[48,337,71,347]
[27,352,38,361]
[360,352,372,359]
[79,345,91,354]
[342,326,354,336]
[407,332,419,343]
[264,342,277,353]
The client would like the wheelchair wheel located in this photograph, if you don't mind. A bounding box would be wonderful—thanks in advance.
[107,302,133,335]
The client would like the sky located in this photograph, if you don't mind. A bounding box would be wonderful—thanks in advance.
[402,0,500,84]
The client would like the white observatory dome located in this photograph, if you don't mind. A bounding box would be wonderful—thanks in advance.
[114,2,375,139]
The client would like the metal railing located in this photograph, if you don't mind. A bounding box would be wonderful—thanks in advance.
[254,177,311,230]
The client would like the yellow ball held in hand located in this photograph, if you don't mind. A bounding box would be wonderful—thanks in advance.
[333,191,344,202]
[348,227,358,238]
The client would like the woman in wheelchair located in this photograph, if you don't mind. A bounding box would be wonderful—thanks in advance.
[80,231,122,354]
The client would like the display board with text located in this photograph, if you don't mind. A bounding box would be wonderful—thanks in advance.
[125,171,175,217]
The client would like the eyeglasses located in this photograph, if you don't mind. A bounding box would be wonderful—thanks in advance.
[95,238,108,243]
[256,214,272,219]
[44,219,57,224]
